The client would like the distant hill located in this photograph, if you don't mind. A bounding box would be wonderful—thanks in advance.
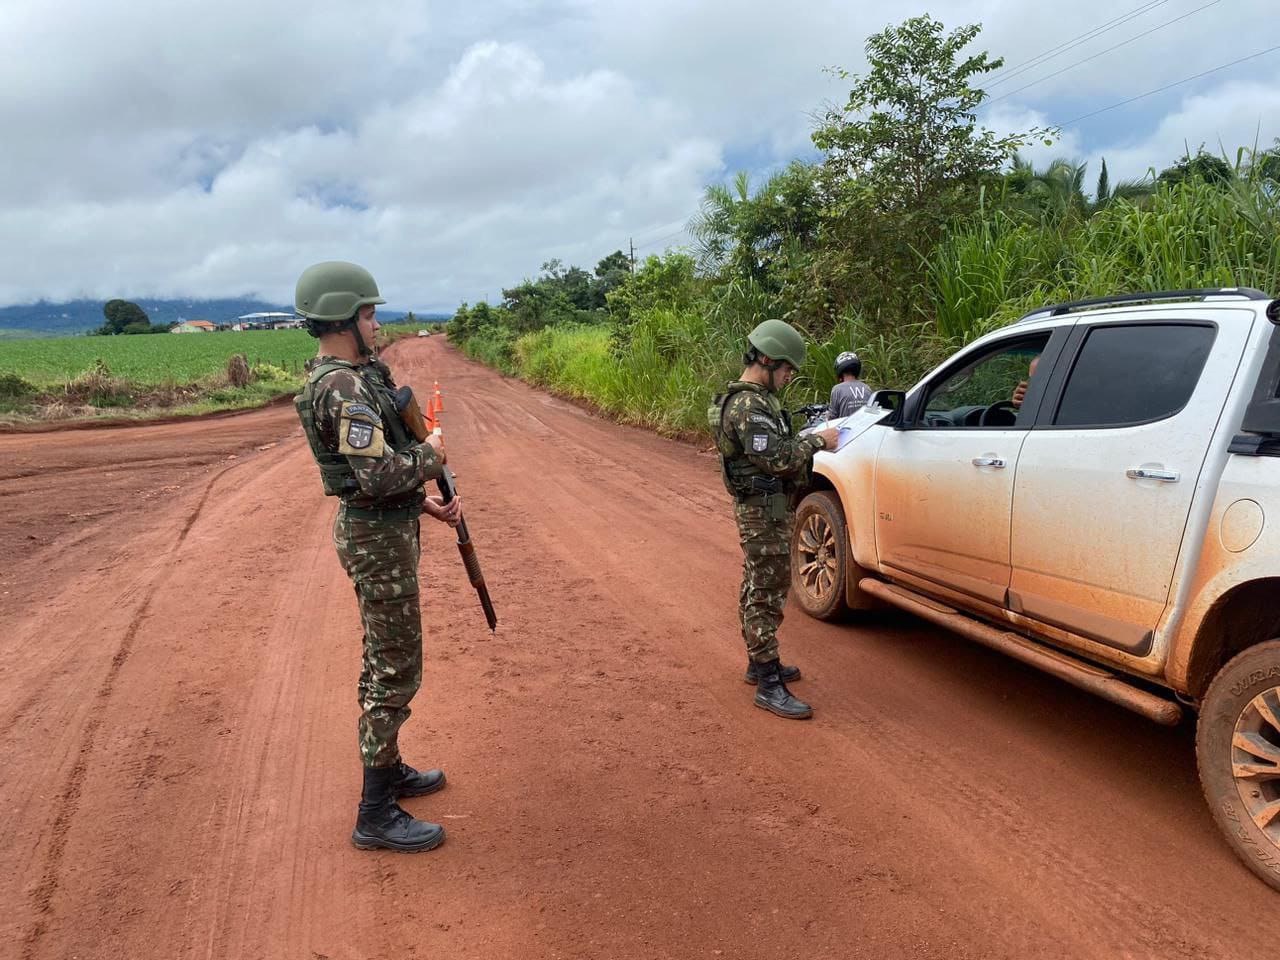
[0,299,452,338]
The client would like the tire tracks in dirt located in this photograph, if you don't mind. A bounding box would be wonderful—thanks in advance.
[16,456,248,958]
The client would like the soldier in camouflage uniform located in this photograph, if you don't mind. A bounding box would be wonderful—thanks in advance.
[294,261,462,852]
[710,319,839,719]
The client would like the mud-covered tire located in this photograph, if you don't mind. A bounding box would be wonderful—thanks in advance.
[1197,639,1280,892]
[791,491,849,620]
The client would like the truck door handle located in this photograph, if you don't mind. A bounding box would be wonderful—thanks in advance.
[972,456,1006,468]
[1126,467,1179,482]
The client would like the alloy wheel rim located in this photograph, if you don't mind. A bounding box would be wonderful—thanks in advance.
[797,513,837,602]
[1231,686,1280,849]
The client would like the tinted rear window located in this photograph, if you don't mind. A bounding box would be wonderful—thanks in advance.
[1055,323,1215,427]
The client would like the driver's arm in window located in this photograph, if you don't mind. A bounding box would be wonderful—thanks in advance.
[1011,355,1041,407]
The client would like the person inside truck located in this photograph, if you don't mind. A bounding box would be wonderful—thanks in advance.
[1011,355,1041,408]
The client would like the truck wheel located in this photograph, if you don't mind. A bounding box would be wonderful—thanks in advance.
[791,491,849,620]
[1197,639,1280,892]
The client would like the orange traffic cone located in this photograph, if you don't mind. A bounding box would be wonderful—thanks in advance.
[422,390,438,432]
[432,381,444,415]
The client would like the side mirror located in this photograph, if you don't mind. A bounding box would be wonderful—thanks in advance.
[869,389,906,427]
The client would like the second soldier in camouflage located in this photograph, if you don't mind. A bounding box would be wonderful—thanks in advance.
[710,319,838,720]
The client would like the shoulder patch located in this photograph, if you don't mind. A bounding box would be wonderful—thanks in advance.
[345,421,375,449]
[338,400,386,457]
[748,413,775,426]
[751,434,769,453]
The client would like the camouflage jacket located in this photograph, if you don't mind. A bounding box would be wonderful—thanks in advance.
[709,380,823,500]
[296,356,443,509]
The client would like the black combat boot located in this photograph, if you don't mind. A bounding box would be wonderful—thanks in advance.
[390,761,447,799]
[754,659,813,719]
[352,766,446,852]
[743,659,802,684]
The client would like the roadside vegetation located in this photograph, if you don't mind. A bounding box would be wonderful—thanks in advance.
[446,15,1280,438]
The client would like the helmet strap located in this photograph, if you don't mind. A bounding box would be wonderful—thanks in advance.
[344,312,373,358]
[761,356,786,393]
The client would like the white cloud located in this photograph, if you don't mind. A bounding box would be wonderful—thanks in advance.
[2,0,1279,310]
[1079,77,1280,184]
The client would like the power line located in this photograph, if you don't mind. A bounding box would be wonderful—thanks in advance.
[988,0,1221,105]
[633,227,691,253]
[1055,42,1280,126]
[987,0,1172,88]
[630,216,693,245]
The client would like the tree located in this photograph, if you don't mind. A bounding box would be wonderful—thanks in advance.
[1002,153,1088,223]
[97,299,151,335]
[691,162,821,289]
[813,16,1048,216]
[1090,156,1155,211]
[808,15,1050,327]
[1158,149,1235,187]
[1249,140,1280,183]
[592,251,632,309]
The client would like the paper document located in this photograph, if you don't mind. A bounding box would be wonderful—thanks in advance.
[835,427,858,451]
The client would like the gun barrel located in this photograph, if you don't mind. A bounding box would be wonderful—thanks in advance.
[435,468,498,633]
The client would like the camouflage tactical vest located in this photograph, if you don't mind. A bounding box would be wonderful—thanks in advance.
[708,382,793,500]
[295,358,415,497]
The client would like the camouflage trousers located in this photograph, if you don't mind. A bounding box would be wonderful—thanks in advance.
[735,502,795,664]
[332,509,423,769]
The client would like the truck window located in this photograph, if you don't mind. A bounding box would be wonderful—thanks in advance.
[1054,323,1215,428]
[920,335,1049,429]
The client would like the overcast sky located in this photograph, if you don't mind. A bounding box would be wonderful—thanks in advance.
[2,0,1277,311]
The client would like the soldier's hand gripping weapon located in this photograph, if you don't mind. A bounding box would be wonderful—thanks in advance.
[394,386,498,633]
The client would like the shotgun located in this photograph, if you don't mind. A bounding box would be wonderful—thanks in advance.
[394,386,498,633]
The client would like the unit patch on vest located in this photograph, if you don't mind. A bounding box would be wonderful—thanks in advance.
[337,399,385,457]
[346,421,374,449]
[751,434,769,452]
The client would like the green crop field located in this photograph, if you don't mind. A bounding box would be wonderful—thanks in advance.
[0,330,317,386]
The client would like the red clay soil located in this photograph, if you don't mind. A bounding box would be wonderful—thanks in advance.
[1,337,1274,960]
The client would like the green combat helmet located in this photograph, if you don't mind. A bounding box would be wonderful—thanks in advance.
[295,260,386,324]
[747,318,806,369]
[296,260,387,355]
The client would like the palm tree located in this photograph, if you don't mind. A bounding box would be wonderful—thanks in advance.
[1092,157,1156,212]
[1005,153,1154,219]
[1003,153,1088,222]
[690,163,820,285]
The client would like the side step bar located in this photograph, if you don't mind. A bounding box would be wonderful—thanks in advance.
[858,578,1183,726]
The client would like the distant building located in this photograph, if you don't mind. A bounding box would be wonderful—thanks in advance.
[235,311,298,331]
[172,320,216,334]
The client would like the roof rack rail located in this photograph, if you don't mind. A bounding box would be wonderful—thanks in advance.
[1016,288,1270,323]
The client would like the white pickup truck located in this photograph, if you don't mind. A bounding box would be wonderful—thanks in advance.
[793,288,1280,890]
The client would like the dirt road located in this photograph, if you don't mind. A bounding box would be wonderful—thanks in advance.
[1,336,1273,959]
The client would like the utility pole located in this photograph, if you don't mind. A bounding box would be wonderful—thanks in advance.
[629,238,635,274]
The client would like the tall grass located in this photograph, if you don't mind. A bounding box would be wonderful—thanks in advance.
[929,178,1280,339]
[494,306,954,438]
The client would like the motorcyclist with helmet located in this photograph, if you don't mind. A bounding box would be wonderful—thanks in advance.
[828,350,873,419]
